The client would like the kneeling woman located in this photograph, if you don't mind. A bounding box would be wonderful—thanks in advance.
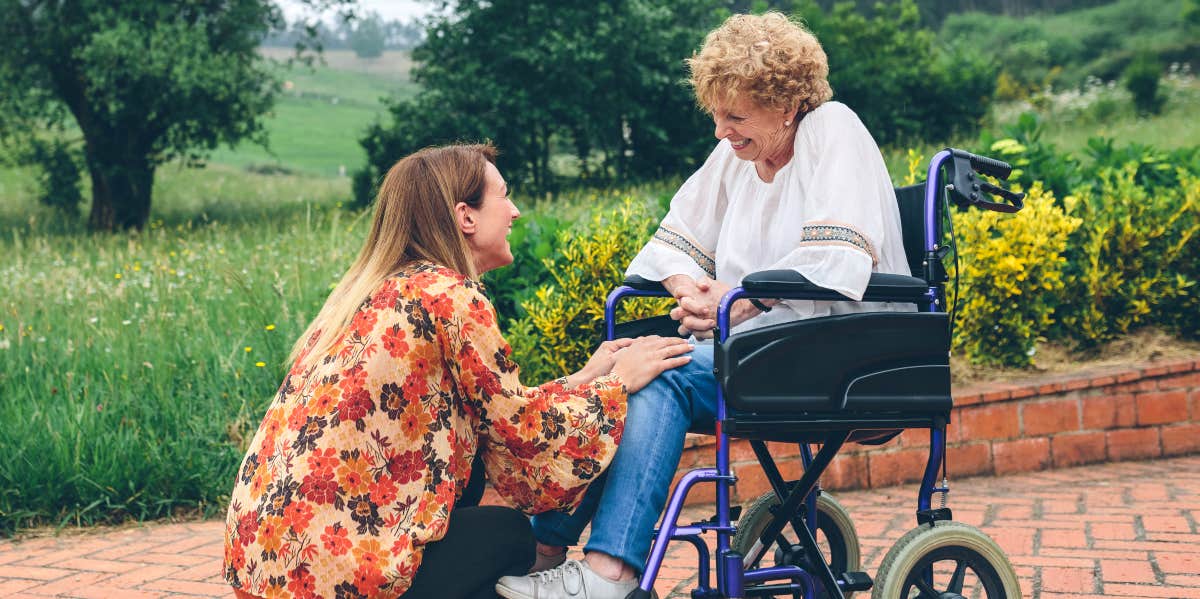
[223,144,692,599]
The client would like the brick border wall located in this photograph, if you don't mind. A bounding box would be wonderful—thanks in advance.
[675,356,1200,505]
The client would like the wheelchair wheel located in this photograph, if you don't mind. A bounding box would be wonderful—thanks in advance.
[872,521,1020,599]
[733,491,861,597]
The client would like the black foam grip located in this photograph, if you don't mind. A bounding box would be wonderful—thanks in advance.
[968,153,1013,180]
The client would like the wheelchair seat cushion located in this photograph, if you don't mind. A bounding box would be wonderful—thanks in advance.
[716,311,951,414]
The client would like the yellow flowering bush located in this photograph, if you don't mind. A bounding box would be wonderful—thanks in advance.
[507,198,674,382]
[948,183,1082,366]
[1054,166,1200,345]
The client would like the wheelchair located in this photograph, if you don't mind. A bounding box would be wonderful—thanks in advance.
[605,149,1026,599]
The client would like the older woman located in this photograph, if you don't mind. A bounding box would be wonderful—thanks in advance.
[223,143,693,599]
[498,12,910,599]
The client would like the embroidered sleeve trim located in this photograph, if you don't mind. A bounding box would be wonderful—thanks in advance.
[650,226,716,278]
[799,221,878,265]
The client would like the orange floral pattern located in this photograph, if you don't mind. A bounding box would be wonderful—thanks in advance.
[224,263,626,598]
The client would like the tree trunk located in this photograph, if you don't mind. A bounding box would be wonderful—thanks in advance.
[85,149,154,231]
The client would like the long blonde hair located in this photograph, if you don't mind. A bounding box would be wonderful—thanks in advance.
[288,143,498,368]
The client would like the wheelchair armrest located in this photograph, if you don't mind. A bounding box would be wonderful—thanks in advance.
[622,275,669,293]
[742,270,930,303]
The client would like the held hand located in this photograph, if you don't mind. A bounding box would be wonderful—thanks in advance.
[670,277,768,338]
[670,277,732,337]
[610,336,694,394]
[571,338,636,385]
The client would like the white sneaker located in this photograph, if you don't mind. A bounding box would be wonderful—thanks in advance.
[496,559,655,599]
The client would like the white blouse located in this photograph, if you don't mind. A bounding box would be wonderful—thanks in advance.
[626,101,913,336]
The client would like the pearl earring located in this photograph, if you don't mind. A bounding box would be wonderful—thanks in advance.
[784,120,791,126]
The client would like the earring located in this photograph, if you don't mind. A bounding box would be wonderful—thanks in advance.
[784,120,791,126]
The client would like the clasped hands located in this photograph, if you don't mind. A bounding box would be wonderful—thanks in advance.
[664,274,766,339]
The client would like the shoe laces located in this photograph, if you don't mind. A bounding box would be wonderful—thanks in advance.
[532,559,582,584]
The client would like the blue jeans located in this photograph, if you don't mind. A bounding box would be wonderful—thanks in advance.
[531,344,717,570]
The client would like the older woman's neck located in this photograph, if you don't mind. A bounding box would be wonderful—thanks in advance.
[755,129,797,183]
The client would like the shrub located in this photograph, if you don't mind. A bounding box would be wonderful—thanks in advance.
[1124,53,1166,115]
[949,183,1081,367]
[23,138,84,215]
[1054,165,1200,346]
[482,212,569,324]
[506,198,674,382]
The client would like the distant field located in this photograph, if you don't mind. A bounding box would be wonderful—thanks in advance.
[207,49,417,178]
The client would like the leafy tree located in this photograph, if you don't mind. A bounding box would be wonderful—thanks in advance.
[346,10,386,58]
[356,0,722,204]
[0,1,348,231]
[1187,0,1200,31]
[1124,52,1165,116]
[798,0,998,146]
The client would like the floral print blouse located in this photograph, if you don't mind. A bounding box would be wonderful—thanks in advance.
[223,262,626,598]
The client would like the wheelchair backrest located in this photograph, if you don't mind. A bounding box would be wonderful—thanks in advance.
[894,183,930,284]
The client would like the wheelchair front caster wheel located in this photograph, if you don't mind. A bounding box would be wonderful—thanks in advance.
[733,491,861,597]
[872,521,1020,599]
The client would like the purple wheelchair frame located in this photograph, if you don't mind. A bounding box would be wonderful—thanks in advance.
[600,150,982,599]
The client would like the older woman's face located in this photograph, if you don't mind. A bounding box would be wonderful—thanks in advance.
[711,98,794,163]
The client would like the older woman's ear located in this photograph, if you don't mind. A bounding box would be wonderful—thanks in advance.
[455,201,477,235]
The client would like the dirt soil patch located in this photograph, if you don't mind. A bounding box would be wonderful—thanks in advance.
[952,327,1200,388]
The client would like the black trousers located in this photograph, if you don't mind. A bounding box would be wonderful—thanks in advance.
[401,459,534,599]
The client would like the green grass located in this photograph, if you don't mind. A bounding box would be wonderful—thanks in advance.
[0,166,365,534]
[207,50,416,177]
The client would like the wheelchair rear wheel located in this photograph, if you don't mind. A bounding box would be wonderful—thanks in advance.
[733,491,861,597]
[872,521,1020,599]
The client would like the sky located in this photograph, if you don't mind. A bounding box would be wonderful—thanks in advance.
[277,0,435,24]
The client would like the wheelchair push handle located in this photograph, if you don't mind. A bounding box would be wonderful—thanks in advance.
[951,148,1012,180]
[945,148,1025,214]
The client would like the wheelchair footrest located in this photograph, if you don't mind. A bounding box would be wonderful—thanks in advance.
[839,571,873,592]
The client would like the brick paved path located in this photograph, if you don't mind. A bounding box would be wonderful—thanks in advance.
[2,455,1197,598]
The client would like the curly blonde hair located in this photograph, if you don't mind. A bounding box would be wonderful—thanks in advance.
[687,12,832,117]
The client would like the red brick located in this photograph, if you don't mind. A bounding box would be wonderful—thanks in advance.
[1136,390,1189,426]
[1090,375,1118,388]
[1037,380,1066,395]
[765,441,802,459]
[1081,393,1136,430]
[1051,431,1107,468]
[1159,371,1200,390]
[947,441,992,477]
[726,439,758,464]
[866,448,928,488]
[1040,566,1098,594]
[1112,378,1158,393]
[953,391,984,407]
[1161,423,1200,456]
[821,453,868,491]
[1064,376,1094,391]
[1010,385,1038,399]
[1117,370,1142,383]
[731,459,801,503]
[896,428,928,448]
[1023,398,1080,436]
[1106,428,1161,461]
[1142,364,1171,377]
[956,403,1019,443]
[993,437,1051,475]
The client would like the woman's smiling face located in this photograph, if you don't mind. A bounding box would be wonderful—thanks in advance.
[711,97,794,163]
[463,161,521,274]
